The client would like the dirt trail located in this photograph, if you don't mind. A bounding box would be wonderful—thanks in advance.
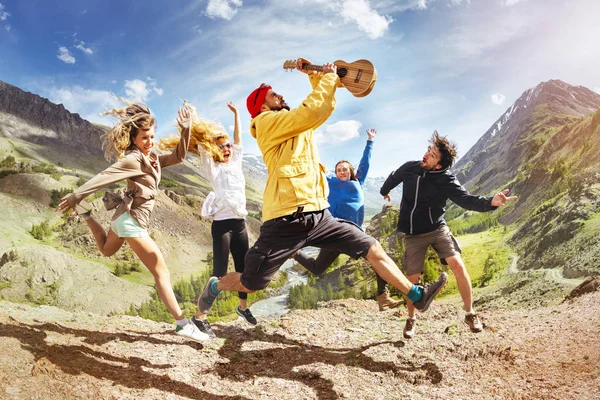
[0,288,599,400]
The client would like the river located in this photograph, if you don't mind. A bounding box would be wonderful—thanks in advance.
[250,248,317,318]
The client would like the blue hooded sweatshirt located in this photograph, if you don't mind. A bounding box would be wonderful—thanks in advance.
[327,140,372,227]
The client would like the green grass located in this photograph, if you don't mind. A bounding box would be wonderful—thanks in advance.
[439,229,511,297]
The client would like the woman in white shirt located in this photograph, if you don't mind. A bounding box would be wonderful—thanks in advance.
[160,102,255,338]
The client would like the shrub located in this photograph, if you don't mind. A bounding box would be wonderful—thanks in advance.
[49,188,72,208]
[30,220,52,240]
[0,155,16,168]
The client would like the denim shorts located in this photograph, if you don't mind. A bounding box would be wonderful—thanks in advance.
[111,212,149,238]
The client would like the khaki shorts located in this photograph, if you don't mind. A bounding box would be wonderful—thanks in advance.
[402,224,461,275]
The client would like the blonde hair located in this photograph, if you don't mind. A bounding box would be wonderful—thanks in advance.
[158,105,229,163]
[100,99,155,162]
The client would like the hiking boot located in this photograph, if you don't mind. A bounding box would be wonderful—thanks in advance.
[464,313,483,333]
[191,316,216,339]
[175,322,210,342]
[197,277,220,314]
[377,290,403,311]
[412,272,448,312]
[403,317,416,339]
[236,306,257,325]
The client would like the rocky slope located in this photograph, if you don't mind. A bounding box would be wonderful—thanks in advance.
[0,277,598,400]
[451,80,600,275]
[0,80,106,156]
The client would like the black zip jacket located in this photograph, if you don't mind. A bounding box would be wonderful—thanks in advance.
[380,161,497,235]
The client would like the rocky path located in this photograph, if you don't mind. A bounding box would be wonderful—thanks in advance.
[0,286,598,400]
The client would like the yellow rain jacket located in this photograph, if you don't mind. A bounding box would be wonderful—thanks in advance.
[250,72,339,221]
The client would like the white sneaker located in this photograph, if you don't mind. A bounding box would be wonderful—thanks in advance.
[175,322,211,342]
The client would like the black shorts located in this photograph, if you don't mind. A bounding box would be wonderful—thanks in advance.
[241,209,376,290]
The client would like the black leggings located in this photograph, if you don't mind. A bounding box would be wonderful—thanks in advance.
[212,218,249,299]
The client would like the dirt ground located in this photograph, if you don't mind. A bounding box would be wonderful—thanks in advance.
[0,285,598,400]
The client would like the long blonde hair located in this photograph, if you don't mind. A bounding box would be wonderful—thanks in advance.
[101,99,155,162]
[158,105,229,163]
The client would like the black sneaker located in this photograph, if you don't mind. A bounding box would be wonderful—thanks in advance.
[191,316,216,339]
[236,306,257,325]
[413,272,448,312]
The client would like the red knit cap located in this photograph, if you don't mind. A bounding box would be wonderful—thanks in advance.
[246,84,271,118]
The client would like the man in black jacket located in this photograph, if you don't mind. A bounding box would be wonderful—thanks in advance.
[380,131,516,338]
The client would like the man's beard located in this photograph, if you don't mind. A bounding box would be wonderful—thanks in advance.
[273,101,290,112]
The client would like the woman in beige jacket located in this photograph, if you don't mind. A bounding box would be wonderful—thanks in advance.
[57,100,209,343]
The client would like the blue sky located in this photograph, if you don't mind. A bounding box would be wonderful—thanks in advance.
[1,0,599,178]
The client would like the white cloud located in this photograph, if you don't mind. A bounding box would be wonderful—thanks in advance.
[205,0,243,20]
[298,0,393,39]
[504,0,523,6]
[4,24,9,32]
[124,79,150,102]
[594,87,600,95]
[75,41,93,54]
[417,0,427,9]
[146,77,164,96]
[449,0,470,6]
[0,2,9,21]
[314,120,362,144]
[48,86,122,124]
[57,46,76,64]
[338,0,393,39]
[491,93,506,105]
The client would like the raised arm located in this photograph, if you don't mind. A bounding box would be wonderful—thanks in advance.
[228,101,242,145]
[254,63,339,150]
[158,102,192,168]
[356,128,376,185]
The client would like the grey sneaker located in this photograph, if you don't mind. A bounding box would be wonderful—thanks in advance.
[175,322,210,342]
[236,306,257,325]
[465,313,483,333]
[413,272,448,312]
[403,317,416,339]
[191,316,216,339]
[197,277,220,314]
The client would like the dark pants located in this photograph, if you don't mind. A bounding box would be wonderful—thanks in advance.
[212,218,249,299]
[242,209,376,291]
[294,230,392,295]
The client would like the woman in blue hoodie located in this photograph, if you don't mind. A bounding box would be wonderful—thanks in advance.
[294,128,402,311]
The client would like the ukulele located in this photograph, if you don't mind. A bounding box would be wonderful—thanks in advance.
[282,59,377,98]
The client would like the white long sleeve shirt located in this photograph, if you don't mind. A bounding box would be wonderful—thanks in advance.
[200,144,247,220]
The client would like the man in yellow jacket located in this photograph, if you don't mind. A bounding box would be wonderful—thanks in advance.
[195,58,448,337]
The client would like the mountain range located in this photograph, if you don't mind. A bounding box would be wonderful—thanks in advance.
[1,78,600,314]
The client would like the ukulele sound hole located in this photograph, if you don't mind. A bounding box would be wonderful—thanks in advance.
[337,68,348,78]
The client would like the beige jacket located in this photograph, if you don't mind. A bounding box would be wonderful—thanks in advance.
[250,72,339,221]
[66,126,190,229]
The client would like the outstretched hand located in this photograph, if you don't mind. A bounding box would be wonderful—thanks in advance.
[491,189,518,207]
[227,101,238,114]
[367,128,377,141]
[383,194,391,202]
[177,100,192,129]
[57,196,74,216]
